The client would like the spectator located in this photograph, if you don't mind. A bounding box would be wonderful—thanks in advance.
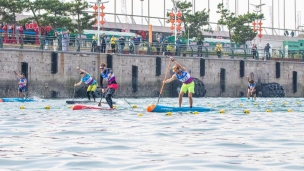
[118,36,125,54]
[291,31,295,37]
[156,38,161,55]
[162,39,167,56]
[133,34,140,54]
[197,38,203,57]
[100,33,107,53]
[53,31,59,51]
[166,41,172,55]
[110,35,116,53]
[251,44,257,60]
[91,36,97,52]
[215,42,222,58]
[62,30,70,51]
[284,30,289,36]
[129,37,134,54]
[175,37,182,56]
[264,43,271,60]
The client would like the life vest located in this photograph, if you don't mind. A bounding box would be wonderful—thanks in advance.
[19,77,27,88]
[82,74,96,86]
[101,68,116,84]
[175,70,193,84]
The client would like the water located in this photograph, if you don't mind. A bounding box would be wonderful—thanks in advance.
[0,97,304,170]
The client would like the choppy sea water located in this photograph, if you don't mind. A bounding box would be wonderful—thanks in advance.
[0,97,304,171]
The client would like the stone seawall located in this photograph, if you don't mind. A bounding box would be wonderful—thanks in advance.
[0,49,303,98]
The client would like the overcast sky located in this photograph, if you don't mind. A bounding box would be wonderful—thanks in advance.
[67,0,304,35]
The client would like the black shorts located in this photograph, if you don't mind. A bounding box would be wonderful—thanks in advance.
[105,88,115,96]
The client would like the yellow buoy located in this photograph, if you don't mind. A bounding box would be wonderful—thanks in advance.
[192,111,199,114]
[254,102,258,106]
[244,109,250,114]
[266,109,271,112]
[137,113,143,116]
[283,102,287,105]
[269,102,273,105]
[166,112,172,116]
[45,106,51,109]
[207,104,211,107]
[20,106,25,109]
[239,103,243,106]
[132,105,137,108]
[287,109,292,112]
[219,109,225,114]
[113,105,117,109]
[68,106,73,109]
[297,102,301,105]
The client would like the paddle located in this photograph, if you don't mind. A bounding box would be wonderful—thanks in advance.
[72,81,76,101]
[156,59,172,105]
[98,92,104,106]
[124,98,133,108]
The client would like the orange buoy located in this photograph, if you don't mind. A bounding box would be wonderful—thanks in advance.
[147,104,156,112]
[0,98,3,102]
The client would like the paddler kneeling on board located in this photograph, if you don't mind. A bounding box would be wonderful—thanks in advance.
[163,57,194,108]
[247,76,256,100]
[100,63,118,109]
[14,71,27,99]
[74,67,97,102]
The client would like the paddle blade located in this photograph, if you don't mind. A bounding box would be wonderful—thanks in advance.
[147,104,156,112]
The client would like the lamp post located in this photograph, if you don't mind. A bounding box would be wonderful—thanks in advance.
[169,0,180,43]
[91,0,109,46]
[187,23,191,46]
[140,0,144,25]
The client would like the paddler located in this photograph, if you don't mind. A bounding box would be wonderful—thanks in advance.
[99,63,118,109]
[163,57,194,108]
[14,71,27,98]
[247,76,256,100]
[74,67,97,102]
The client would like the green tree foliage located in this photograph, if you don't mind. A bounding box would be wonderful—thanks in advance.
[0,0,23,24]
[40,0,72,30]
[216,3,264,45]
[68,0,95,36]
[167,1,210,40]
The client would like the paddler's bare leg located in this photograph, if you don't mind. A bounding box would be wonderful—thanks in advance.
[188,92,193,108]
[178,92,184,107]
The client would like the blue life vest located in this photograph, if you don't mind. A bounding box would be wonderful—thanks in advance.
[175,70,193,83]
[248,82,256,90]
[19,77,27,88]
[101,68,116,84]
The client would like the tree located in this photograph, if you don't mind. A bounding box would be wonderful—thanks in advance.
[18,0,45,34]
[0,0,23,24]
[68,0,95,37]
[40,0,73,30]
[167,1,210,40]
[216,3,264,45]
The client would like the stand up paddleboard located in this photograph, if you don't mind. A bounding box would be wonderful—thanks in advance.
[66,100,116,104]
[147,104,214,112]
[72,104,113,110]
[0,98,37,102]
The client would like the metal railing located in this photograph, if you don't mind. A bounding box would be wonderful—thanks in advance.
[1,34,304,62]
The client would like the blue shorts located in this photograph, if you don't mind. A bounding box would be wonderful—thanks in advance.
[18,87,26,93]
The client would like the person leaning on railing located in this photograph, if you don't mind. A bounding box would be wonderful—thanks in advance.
[197,38,203,57]
[215,42,222,58]
[110,35,116,53]
[251,44,257,60]
[133,34,141,54]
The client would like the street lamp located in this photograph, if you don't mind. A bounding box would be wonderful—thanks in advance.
[187,23,191,46]
[90,0,109,46]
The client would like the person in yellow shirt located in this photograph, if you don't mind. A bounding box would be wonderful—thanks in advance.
[110,35,116,53]
[215,42,222,58]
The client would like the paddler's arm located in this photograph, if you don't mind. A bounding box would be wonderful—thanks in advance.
[14,71,21,78]
[74,80,83,86]
[170,57,187,71]
[76,67,88,74]
[164,74,176,84]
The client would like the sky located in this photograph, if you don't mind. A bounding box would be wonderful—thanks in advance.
[63,0,304,35]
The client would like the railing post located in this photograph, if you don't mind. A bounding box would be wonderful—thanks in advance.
[229,48,234,59]
[256,50,259,60]
[203,46,208,58]
[243,48,247,59]
[76,38,80,52]
[278,50,284,61]
[189,45,193,57]
[20,36,24,49]
[58,36,62,51]
[39,36,45,50]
